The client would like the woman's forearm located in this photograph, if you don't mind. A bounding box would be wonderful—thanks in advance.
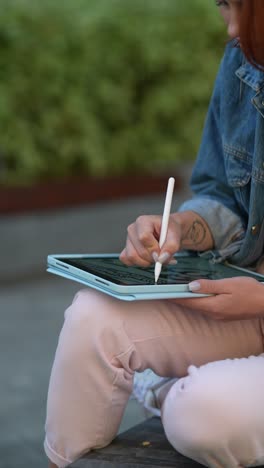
[172,210,214,252]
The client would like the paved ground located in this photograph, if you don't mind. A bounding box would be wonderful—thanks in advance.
[0,165,192,468]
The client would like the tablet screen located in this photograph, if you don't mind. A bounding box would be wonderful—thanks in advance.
[58,256,263,286]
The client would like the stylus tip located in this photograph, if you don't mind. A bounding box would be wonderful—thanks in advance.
[154,261,161,284]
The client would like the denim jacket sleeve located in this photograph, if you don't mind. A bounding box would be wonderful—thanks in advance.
[178,47,246,261]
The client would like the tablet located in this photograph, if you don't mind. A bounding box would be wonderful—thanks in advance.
[47,253,264,301]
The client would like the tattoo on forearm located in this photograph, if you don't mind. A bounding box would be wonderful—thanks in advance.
[184,220,207,246]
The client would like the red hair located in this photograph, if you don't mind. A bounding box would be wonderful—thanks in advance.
[239,0,264,69]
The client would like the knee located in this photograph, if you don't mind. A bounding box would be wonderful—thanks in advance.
[65,288,129,332]
[58,289,124,360]
[58,289,138,370]
[162,365,240,460]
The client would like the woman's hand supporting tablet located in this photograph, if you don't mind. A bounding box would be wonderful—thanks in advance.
[170,276,264,321]
[119,210,214,267]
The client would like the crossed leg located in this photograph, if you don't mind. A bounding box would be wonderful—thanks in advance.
[44,289,264,467]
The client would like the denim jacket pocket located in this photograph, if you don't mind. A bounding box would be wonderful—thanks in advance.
[223,144,252,187]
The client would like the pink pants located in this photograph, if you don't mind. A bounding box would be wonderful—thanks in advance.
[44,289,264,467]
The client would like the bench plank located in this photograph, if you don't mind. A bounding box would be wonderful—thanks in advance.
[68,417,202,467]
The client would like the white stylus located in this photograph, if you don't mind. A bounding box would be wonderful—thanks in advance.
[154,177,175,284]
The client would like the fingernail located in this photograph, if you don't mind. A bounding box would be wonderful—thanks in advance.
[152,252,159,262]
[188,281,201,292]
[169,259,177,265]
[158,252,170,264]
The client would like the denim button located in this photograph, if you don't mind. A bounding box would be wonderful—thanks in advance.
[251,224,260,235]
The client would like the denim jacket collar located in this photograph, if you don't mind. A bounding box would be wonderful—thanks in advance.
[236,61,264,92]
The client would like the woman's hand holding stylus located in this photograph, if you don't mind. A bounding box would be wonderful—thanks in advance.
[120,210,214,268]
[119,214,182,267]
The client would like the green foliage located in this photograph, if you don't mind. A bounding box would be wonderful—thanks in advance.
[0,0,225,185]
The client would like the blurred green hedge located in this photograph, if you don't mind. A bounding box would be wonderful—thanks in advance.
[0,0,225,185]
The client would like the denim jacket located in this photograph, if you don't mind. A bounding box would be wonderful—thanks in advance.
[179,44,264,267]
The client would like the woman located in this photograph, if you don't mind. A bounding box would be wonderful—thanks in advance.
[45,1,264,467]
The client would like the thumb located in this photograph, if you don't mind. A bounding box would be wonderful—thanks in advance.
[188,278,229,295]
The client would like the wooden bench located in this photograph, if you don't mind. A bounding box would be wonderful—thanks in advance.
[68,416,202,467]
